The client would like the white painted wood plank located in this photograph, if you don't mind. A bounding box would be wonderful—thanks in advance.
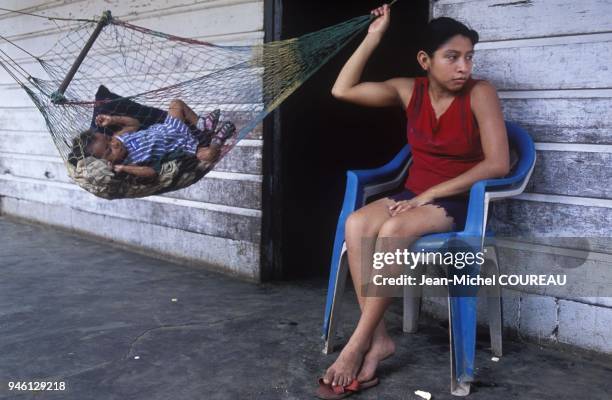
[476,32,612,50]
[0,150,263,179]
[495,245,612,302]
[0,108,48,132]
[0,175,262,242]
[434,0,612,41]
[501,97,612,144]
[499,89,612,99]
[496,238,612,262]
[0,1,263,59]
[515,193,612,208]
[474,41,612,90]
[0,64,264,93]
[1,30,264,70]
[0,0,73,17]
[0,154,70,181]
[527,150,612,199]
[0,131,60,156]
[0,172,261,216]
[535,143,612,153]
[0,0,263,39]
[434,0,490,5]
[0,196,260,280]
[491,199,612,236]
[0,87,36,105]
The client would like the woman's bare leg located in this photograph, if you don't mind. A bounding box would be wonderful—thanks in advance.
[323,204,455,387]
[343,198,397,380]
[322,197,393,387]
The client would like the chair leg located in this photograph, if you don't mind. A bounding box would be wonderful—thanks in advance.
[323,246,349,355]
[448,296,472,397]
[403,268,422,333]
[484,245,503,357]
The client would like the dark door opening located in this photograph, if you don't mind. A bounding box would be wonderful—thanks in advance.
[263,0,430,280]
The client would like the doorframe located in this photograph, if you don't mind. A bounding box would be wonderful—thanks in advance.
[261,0,283,281]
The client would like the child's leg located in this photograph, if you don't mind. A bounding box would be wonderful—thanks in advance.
[168,99,198,126]
[196,144,220,164]
[194,122,236,164]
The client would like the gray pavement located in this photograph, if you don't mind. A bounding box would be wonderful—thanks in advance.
[1,216,611,400]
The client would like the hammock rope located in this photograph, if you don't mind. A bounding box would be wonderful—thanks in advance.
[0,2,397,198]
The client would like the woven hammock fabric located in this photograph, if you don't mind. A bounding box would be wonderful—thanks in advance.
[0,12,371,198]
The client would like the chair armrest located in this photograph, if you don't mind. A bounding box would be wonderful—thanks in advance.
[462,153,536,238]
[341,145,411,213]
[350,145,411,185]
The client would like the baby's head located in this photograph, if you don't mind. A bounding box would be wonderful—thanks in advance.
[82,131,127,164]
[68,129,97,165]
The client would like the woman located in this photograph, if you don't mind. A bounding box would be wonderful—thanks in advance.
[318,3,510,396]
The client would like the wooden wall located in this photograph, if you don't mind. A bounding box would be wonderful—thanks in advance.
[428,0,612,353]
[0,0,265,280]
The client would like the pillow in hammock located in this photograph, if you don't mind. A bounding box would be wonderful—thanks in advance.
[90,85,167,136]
[66,155,212,199]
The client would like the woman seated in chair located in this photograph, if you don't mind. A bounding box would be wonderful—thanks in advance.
[319,3,510,394]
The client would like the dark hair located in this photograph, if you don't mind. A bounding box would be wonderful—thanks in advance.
[67,129,96,166]
[421,17,479,56]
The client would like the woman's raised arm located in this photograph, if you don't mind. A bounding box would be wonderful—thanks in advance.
[331,4,405,108]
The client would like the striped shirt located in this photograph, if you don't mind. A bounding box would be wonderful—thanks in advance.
[117,115,199,171]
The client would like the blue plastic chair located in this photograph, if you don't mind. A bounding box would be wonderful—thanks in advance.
[322,121,536,396]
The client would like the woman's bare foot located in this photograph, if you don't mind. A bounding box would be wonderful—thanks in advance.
[322,340,369,388]
[356,333,395,382]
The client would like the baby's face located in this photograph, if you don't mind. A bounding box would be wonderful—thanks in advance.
[89,133,109,158]
[90,133,127,164]
[106,137,128,163]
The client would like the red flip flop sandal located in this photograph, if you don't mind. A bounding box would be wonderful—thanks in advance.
[315,377,379,399]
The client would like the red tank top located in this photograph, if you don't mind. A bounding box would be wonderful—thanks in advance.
[404,77,484,195]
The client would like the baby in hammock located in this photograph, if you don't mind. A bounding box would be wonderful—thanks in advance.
[85,99,235,178]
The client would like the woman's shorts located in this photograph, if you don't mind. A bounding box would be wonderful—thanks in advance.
[388,188,469,231]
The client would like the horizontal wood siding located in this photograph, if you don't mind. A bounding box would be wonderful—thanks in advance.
[432,0,612,352]
[0,0,265,280]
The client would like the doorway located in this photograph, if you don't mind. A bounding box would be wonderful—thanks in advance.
[262,0,430,280]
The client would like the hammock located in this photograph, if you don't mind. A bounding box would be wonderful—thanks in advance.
[0,8,377,199]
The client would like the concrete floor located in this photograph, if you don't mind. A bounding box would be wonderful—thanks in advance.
[1,216,611,400]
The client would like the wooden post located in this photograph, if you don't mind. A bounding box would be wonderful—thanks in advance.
[51,10,112,104]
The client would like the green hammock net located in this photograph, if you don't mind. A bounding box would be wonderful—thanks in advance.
[0,10,373,199]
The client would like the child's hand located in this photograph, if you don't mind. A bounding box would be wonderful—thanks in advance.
[113,164,125,173]
[95,114,113,127]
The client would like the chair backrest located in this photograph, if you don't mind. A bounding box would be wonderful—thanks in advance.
[504,121,536,186]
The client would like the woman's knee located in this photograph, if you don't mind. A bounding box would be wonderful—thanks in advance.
[345,211,367,237]
[378,217,421,238]
[345,210,383,243]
